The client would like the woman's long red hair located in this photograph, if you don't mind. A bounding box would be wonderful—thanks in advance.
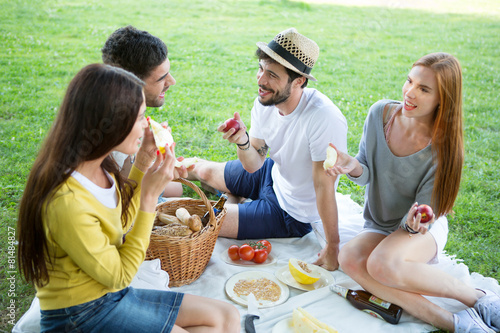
[414,53,464,217]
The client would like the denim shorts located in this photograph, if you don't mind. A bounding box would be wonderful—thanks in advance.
[224,158,312,240]
[40,287,183,333]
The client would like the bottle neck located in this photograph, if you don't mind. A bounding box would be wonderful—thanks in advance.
[330,284,348,298]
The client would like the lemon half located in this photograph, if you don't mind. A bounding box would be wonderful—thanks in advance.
[289,258,321,285]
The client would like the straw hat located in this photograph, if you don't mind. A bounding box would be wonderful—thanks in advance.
[256,28,319,81]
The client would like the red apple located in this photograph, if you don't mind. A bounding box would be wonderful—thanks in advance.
[223,118,240,133]
[416,204,433,223]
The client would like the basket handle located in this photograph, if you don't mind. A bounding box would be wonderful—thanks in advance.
[173,178,216,226]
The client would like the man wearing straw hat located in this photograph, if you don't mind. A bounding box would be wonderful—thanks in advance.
[189,28,348,270]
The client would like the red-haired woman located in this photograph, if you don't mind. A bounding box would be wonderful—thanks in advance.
[326,53,499,332]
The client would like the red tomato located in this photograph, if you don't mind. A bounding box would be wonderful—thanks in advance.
[253,248,268,264]
[238,244,255,261]
[228,245,240,261]
[258,240,272,254]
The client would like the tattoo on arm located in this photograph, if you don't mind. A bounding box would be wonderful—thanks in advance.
[257,144,269,157]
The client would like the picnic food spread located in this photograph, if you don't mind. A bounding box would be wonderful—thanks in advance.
[149,185,403,328]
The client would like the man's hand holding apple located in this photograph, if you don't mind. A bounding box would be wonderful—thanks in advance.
[218,112,248,145]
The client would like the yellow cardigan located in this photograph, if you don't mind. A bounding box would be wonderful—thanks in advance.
[37,165,155,310]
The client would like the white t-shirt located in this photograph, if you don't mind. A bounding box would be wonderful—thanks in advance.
[71,170,118,208]
[249,88,348,223]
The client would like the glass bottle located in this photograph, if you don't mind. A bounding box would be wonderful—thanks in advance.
[201,193,228,225]
[330,285,403,324]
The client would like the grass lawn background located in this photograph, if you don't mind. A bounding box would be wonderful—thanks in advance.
[1,0,499,330]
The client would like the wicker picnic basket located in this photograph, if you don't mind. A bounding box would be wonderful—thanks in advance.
[145,178,226,287]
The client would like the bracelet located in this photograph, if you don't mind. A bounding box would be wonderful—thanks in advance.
[236,131,250,151]
[404,222,419,234]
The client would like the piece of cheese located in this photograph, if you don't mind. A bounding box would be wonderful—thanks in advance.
[323,146,338,170]
[292,307,337,333]
[149,118,174,153]
[174,157,199,168]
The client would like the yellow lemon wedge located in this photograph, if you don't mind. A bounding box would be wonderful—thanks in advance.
[323,146,338,170]
[149,118,174,153]
[289,258,321,285]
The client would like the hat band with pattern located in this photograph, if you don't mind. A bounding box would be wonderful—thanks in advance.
[268,40,312,75]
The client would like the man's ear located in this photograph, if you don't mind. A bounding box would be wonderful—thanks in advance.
[294,75,306,88]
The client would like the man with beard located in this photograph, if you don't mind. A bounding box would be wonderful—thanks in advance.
[188,28,348,270]
[102,26,183,199]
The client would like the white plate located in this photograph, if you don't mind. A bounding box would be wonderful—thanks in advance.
[272,317,293,333]
[225,271,289,308]
[220,250,277,266]
[275,264,335,291]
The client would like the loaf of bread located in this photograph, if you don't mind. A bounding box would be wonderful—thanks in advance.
[155,212,183,226]
[152,224,193,237]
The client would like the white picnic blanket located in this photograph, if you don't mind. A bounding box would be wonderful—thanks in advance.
[12,193,500,333]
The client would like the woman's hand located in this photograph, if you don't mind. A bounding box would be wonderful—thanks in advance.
[134,125,158,172]
[405,202,435,235]
[140,144,177,212]
[152,119,191,179]
[135,118,175,171]
[324,143,360,178]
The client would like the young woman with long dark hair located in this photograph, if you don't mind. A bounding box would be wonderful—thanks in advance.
[17,64,240,333]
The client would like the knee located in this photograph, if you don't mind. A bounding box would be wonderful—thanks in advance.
[366,250,403,287]
[195,161,220,183]
[220,303,240,333]
[338,244,368,278]
[194,164,210,182]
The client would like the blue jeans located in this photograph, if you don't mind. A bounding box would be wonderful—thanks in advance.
[40,287,183,332]
[224,158,312,239]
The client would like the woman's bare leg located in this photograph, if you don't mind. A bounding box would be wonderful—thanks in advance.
[171,294,240,333]
[338,230,482,331]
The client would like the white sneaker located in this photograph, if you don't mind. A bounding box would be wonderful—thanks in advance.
[454,308,496,333]
[474,289,500,332]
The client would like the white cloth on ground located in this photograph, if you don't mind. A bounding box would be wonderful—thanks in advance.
[12,193,500,333]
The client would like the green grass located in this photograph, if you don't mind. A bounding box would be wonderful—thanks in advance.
[1,0,499,330]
